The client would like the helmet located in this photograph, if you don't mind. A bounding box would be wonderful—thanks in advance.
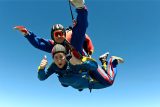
[51,44,67,57]
[51,24,66,40]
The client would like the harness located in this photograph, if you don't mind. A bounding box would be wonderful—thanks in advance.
[55,57,97,92]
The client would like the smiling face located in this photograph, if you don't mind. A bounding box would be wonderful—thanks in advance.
[52,30,66,43]
[54,52,67,69]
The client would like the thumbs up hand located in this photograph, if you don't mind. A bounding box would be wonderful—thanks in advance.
[39,55,48,69]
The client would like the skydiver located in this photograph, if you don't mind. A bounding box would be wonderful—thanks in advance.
[14,0,94,58]
[38,44,124,91]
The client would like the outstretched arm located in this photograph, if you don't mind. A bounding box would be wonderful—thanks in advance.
[14,26,54,53]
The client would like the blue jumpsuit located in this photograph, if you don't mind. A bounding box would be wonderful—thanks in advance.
[38,57,118,90]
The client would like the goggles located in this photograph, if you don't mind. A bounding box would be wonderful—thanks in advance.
[53,30,64,37]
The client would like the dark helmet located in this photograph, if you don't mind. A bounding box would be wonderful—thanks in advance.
[51,24,66,40]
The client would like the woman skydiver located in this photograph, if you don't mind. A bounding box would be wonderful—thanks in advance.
[38,44,124,92]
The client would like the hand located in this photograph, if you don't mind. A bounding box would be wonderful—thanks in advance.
[39,55,48,69]
[88,50,93,56]
[88,55,91,58]
[14,26,30,36]
[70,0,85,9]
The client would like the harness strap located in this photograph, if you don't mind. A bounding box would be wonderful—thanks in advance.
[68,0,76,25]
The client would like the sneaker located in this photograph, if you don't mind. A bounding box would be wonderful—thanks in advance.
[111,56,124,64]
[99,52,109,64]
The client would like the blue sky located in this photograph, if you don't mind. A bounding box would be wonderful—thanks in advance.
[0,0,160,107]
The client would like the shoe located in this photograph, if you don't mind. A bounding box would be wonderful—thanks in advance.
[99,52,109,64]
[111,56,124,64]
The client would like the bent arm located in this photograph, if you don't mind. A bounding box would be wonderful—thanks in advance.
[38,63,55,81]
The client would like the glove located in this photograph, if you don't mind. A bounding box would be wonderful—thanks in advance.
[88,50,93,56]
[14,26,30,36]
[70,0,85,9]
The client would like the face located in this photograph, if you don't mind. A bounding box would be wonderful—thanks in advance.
[53,30,65,43]
[54,52,67,69]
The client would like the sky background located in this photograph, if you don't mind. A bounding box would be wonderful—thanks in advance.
[0,0,160,107]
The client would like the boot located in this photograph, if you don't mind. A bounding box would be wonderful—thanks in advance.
[111,56,124,64]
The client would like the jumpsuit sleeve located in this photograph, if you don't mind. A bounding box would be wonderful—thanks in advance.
[83,34,94,55]
[25,32,54,53]
[38,63,56,81]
